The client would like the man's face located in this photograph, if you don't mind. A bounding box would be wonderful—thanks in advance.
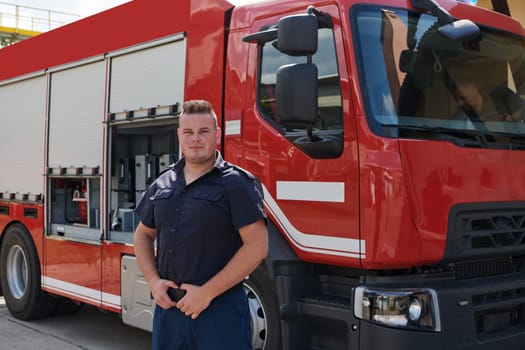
[177,113,220,165]
[455,83,483,111]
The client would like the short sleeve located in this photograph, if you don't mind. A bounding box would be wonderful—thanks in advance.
[228,174,266,231]
[135,183,158,229]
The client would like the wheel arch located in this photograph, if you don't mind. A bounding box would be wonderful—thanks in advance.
[263,219,300,280]
[0,220,37,263]
[0,221,56,320]
[0,220,28,260]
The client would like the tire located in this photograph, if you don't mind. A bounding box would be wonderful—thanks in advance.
[243,265,282,350]
[0,224,56,320]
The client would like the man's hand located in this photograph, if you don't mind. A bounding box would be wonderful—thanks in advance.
[149,278,178,310]
[175,284,214,319]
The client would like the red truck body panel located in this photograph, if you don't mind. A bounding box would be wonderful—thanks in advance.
[1,3,525,347]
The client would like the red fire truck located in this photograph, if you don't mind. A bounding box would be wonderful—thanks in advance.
[1,0,525,348]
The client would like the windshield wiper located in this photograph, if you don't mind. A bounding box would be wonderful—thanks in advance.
[386,124,525,149]
[489,130,525,150]
[383,124,493,148]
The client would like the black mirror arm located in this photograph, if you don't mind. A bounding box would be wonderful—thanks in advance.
[410,0,454,25]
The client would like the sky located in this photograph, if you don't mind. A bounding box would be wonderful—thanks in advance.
[0,1,131,32]
[0,0,263,33]
[4,1,131,17]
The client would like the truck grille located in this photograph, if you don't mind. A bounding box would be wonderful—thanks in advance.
[441,203,525,345]
[445,202,525,261]
[454,256,525,280]
[467,215,525,249]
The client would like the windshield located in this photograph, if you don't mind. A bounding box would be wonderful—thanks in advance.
[352,5,525,146]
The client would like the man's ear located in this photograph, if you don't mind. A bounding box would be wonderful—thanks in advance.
[216,127,221,144]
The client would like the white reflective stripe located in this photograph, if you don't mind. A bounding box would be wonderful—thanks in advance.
[225,120,241,135]
[102,292,121,309]
[276,181,345,203]
[42,276,121,309]
[262,185,365,258]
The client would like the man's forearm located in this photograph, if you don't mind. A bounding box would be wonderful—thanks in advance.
[203,241,266,298]
[202,221,268,299]
[134,227,159,285]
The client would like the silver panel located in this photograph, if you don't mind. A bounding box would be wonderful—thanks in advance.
[121,255,154,332]
[48,61,105,168]
[109,40,186,113]
[158,154,173,173]
[0,76,46,194]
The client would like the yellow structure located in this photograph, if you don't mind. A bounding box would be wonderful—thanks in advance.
[0,25,40,46]
[478,0,525,25]
[0,2,79,47]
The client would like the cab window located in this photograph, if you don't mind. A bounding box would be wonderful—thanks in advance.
[257,26,343,158]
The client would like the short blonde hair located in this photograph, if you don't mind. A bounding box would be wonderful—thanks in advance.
[181,100,217,128]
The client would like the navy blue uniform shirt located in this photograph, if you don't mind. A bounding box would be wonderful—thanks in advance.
[135,152,266,286]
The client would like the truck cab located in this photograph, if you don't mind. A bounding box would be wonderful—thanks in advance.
[226,0,525,348]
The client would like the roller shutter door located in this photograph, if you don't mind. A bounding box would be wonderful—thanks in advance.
[48,61,105,168]
[0,76,46,194]
[109,39,185,114]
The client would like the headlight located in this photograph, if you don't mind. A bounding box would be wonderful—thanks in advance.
[354,287,441,331]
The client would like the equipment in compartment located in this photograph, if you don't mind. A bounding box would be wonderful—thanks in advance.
[135,154,159,203]
[118,157,134,191]
[111,153,176,232]
[50,178,101,234]
[71,183,88,225]
[121,208,139,232]
[159,153,176,172]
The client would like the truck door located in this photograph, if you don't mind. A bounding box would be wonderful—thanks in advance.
[44,59,105,307]
[237,5,362,267]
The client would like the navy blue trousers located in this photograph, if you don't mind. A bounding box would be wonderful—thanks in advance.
[152,287,251,350]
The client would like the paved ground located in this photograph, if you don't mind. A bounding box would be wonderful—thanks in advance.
[0,296,151,350]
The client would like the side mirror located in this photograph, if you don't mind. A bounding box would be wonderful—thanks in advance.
[276,63,318,125]
[277,14,318,56]
[438,19,480,42]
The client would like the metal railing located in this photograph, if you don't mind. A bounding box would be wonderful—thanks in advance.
[0,2,80,46]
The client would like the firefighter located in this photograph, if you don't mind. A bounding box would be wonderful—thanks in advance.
[133,100,268,349]
[452,78,514,125]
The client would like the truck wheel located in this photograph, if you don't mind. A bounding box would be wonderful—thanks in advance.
[0,224,56,320]
[243,265,282,350]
